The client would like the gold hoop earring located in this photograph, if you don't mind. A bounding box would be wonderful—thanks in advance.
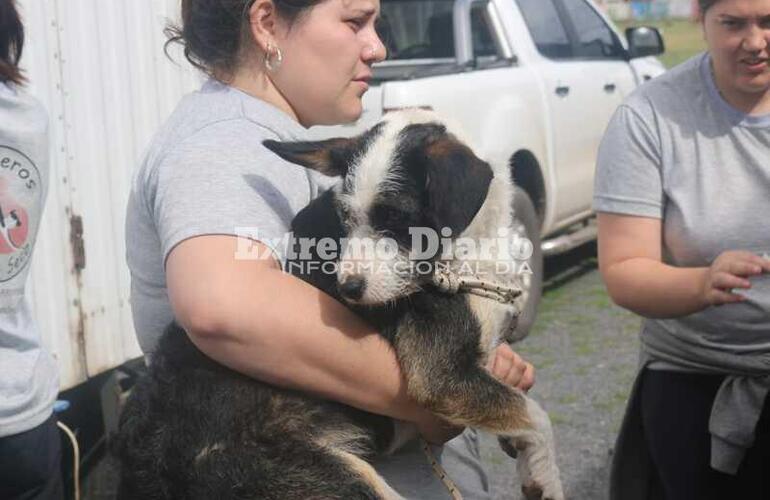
[265,43,283,72]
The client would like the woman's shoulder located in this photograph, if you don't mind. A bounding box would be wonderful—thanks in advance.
[139,82,306,177]
[0,82,49,175]
[622,53,708,118]
[169,80,306,144]
[0,82,48,136]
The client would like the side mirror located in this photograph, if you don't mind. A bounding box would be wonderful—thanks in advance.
[625,26,665,59]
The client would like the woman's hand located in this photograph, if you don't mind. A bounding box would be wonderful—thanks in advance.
[701,250,770,306]
[486,342,535,392]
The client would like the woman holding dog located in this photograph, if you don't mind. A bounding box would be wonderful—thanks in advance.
[595,0,770,498]
[125,0,535,497]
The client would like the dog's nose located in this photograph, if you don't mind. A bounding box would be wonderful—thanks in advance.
[338,276,366,301]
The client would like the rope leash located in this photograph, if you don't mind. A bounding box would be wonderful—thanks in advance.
[421,268,522,498]
[432,267,523,306]
[421,439,464,500]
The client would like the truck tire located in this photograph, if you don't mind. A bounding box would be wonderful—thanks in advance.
[508,186,542,342]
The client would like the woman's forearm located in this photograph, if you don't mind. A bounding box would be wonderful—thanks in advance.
[184,266,429,425]
[603,257,709,318]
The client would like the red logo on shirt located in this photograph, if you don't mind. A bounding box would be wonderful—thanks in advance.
[0,146,42,283]
[0,198,30,253]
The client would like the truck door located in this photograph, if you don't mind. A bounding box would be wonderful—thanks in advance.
[515,0,635,222]
[556,0,637,215]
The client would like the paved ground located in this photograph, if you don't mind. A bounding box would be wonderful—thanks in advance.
[479,243,641,500]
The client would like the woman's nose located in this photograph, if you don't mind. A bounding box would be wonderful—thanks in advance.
[742,25,769,52]
[363,34,387,63]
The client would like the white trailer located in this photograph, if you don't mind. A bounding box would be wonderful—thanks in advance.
[19,0,202,390]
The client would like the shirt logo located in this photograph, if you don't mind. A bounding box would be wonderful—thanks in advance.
[0,146,43,283]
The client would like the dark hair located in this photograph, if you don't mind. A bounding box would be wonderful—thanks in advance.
[698,0,722,16]
[165,0,322,81]
[0,0,25,85]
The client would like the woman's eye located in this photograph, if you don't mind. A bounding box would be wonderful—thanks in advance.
[346,18,366,30]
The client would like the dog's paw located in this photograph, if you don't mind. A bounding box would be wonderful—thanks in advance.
[506,431,564,500]
[519,447,564,500]
[521,483,543,500]
[521,481,564,500]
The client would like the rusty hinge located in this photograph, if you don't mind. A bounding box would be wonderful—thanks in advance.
[70,214,86,271]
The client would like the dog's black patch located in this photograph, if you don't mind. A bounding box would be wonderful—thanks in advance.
[114,323,393,500]
[392,122,494,237]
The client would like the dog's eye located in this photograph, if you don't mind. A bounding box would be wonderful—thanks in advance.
[372,205,409,228]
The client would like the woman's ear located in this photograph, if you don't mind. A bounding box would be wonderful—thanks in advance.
[247,0,281,52]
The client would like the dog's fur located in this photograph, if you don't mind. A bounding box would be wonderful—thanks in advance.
[114,110,563,500]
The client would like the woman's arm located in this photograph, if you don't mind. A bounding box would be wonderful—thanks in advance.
[598,213,770,318]
[167,235,427,420]
[166,234,534,442]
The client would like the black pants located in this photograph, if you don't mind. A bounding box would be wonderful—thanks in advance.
[0,415,64,500]
[641,369,770,500]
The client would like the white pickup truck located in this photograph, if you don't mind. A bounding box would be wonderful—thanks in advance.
[316,0,667,336]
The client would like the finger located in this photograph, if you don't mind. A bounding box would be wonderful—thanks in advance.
[486,351,497,373]
[517,363,535,392]
[723,250,761,262]
[751,253,770,273]
[496,342,516,361]
[709,289,746,306]
[503,358,525,387]
[712,272,751,290]
[727,260,764,277]
[487,343,513,372]
[489,351,513,381]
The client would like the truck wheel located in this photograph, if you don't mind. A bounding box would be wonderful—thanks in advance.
[508,187,542,342]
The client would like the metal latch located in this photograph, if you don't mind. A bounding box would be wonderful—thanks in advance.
[70,214,86,271]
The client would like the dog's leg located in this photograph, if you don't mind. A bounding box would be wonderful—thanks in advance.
[399,355,563,499]
[393,300,563,500]
[403,362,562,499]
[498,398,564,500]
[328,449,406,500]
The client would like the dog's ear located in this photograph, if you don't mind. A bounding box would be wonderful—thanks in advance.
[423,138,493,235]
[263,123,384,177]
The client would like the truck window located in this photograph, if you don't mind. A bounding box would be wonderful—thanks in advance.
[560,0,626,59]
[515,0,573,59]
[378,0,456,60]
[471,3,502,60]
[376,0,503,62]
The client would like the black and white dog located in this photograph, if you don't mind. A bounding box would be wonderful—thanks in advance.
[115,110,563,500]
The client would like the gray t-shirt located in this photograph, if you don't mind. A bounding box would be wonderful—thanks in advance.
[594,52,770,352]
[0,82,55,437]
[126,80,490,499]
[126,80,322,355]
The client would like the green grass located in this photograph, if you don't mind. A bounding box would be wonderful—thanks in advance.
[616,18,707,68]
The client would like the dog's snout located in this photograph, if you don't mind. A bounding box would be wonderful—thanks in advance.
[339,276,366,301]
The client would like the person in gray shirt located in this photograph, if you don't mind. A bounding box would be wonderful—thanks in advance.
[125,0,536,498]
[0,1,60,499]
[594,0,770,498]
